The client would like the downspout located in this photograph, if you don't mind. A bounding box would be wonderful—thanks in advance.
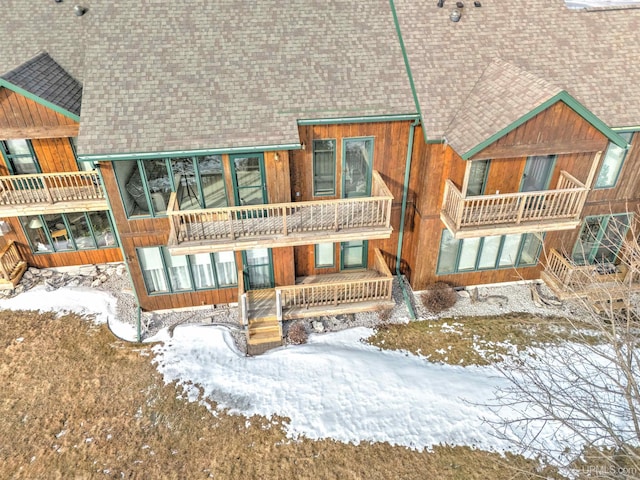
[396,119,419,320]
[95,163,144,342]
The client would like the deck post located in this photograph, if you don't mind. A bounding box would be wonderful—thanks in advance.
[276,289,283,321]
[241,293,249,328]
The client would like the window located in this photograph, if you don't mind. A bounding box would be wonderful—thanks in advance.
[70,137,95,172]
[138,246,237,295]
[0,139,41,175]
[115,156,228,218]
[572,214,630,265]
[343,138,374,198]
[436,230,543,274]
[313,140,336,196]
[315,243,335,268]
[341,240,368,269]
[20,211,117,253]
[595,132,634,189]
[466,160,489,196]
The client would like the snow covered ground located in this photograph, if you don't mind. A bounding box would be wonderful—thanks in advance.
[1,284,636,470]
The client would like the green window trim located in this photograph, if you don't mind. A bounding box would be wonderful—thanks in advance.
[314,243,335,268]
[20,211,118,254]
[571,213,631,266]
[312,139,336,196]
[137,246,238,296]
[70,137,95,172]
[0,139,42,175]
[594,132,634,189]
[342,137,374,198]
[436,231,544,275]
[340,240,368,270]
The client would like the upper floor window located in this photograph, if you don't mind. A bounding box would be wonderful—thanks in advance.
[0,139,41,175]
[437,230,543,275]
[343,137,374,198]
[20,211,117,253]
[466,159,490,196]
[313,139,336,196]
[571,214,630,266]
[595,132,634,189]
[114,156,227,218]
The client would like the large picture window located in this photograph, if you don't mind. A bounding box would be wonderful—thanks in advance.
[436,231,543,275]
[137,246,237,295]
[20,211,117,253]
[595,132,634,189]
[0,139,41,175]
[114,155,227,218]
[313,140,336,196]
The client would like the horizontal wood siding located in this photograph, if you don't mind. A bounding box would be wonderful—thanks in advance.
[291,121,411,278]
[0,87,79,139]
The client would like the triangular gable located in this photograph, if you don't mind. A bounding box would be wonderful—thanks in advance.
[444,59,628,160]
[0,52,81,121]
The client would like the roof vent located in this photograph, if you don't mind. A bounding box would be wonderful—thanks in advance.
[74,5,87,16]
[450,8,462,21]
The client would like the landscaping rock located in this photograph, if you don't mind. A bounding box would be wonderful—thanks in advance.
[312,320,324,333]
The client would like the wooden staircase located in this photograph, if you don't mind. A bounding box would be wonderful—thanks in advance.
[247,315,283,355]
[0,240,27,290]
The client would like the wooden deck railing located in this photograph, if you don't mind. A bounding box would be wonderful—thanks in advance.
[0,171,104,206]
[237,268,248,327]
[167,171,393,245]
[276,249,393,314]
[441,171,588,230]
[0,240,25,283]
[544,249,632,291]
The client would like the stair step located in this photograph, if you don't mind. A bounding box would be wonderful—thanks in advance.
[248,327,282,344]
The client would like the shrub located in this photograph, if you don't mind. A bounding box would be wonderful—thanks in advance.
[287,321,308,345]
[377,305,394,323]
[421,282,457,313]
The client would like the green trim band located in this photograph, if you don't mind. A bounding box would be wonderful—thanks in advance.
[0,79,80,122]
[78,143,303,162]
[426,138,445,144]
[297,114,419,126]
[462,91,629,160]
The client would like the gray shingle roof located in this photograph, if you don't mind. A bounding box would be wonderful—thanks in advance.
[394,0,640,141]
[445,59,562,157]
[76,1,416,155]
[1,52,82,117]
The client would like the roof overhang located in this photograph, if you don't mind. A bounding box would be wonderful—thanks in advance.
[0,78,80,122]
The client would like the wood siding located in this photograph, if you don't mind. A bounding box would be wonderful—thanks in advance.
[290,121,412,278]
[0,88,79,139]
[403,102,629,291]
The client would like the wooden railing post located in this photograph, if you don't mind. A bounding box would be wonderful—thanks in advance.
[241,293,249,328]
[276,289,283,321]
[282,206,288,236]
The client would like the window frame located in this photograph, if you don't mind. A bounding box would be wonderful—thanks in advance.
[137,246,238,296]
[342,136,374,198]
[0,139,42,175]
[594,132,634,189]
[314,242,335,268]
[436,231,544,275]
[20,211,118,254]
[312,139,336,197]
[571,213,631,266]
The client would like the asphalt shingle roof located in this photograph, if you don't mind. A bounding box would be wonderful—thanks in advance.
[394,0,640,141]
[1,52,83,117]
[444,59,562,157]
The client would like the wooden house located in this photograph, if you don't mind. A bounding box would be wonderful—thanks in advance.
[1,0,639,351]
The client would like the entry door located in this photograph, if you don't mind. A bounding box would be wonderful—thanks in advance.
[520,155,555,192]
[342,138,373,198]
[230,154,268,206]
[340,240,368,270]
[242,248,274,290]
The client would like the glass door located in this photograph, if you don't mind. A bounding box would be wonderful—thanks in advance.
[230,154,267,207]
[340,240,368,270]
[520,155,555,192]
[342,138,373,198]
[242,248,274,290]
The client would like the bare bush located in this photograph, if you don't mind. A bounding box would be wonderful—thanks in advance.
[287,321,308,345]
[421,282,457,313]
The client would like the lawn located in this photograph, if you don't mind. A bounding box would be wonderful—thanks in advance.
[0,310,560,479]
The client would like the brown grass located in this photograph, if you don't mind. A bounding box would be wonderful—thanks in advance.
[369,313,603,366]
[0,310,564,479]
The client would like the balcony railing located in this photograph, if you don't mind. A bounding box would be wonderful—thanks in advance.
[0,171,106,215]
[0,240,27,290]
[276,248,393,319]
[541,249,640,307]
[167,170,393,253]
[441,171,588,238]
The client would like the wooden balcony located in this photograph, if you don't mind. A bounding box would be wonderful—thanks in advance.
[441,171,588,238]
[0,171,107,216]
[166,171,393,254]
[239,248,395,354]
[541,249,640,311]
[0,240,27,290]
